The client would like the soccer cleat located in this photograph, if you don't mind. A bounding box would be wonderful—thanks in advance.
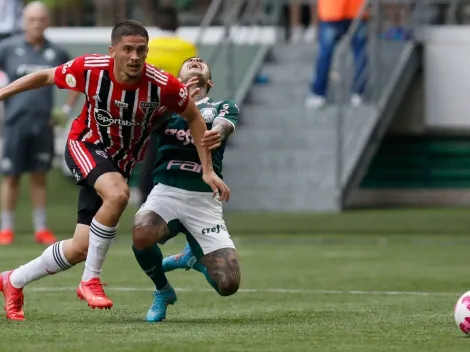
[162,242,196,272]
[145,287,177,322]
[34,229,57,245]
[0,271,25,321]
[77,278,113,309]
[0,230,14,245]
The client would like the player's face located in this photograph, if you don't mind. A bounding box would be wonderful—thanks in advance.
[179,58,211,83]
[109,35,149,80]
[23,8,49,40]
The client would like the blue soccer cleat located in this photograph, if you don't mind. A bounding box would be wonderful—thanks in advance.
[146,287,177,322]
[162,242,196,272]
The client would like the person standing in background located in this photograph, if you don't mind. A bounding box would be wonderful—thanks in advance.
[289,0,318,43]
[305,0,368,109]
[138,5,198,205]
[0,1,78,245]
[0,0,23,41]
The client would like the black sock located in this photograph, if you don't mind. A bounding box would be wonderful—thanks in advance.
[132,244,169,290]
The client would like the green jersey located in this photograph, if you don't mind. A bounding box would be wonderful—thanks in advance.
[151,97,239,192]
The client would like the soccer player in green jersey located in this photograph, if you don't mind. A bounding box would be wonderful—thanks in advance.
[132,57,241,322]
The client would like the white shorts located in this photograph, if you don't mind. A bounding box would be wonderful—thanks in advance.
[136,183,235,257]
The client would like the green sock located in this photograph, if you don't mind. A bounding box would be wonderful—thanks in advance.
[193,262,219,292]
[132,244,169,290]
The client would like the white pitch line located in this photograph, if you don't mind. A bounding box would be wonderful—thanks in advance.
[25,286,461,297]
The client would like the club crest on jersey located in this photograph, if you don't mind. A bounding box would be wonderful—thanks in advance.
[139,101,158,114]
[200,108,217,123]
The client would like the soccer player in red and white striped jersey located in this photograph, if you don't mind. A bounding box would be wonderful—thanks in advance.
[0,20,230,321]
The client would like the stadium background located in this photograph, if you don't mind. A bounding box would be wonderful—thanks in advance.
[2,1,470,351]
[1,0,470,235]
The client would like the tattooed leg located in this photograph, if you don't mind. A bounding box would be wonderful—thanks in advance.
[198,248,241,297]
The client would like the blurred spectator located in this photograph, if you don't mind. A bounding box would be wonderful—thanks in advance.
[0,1,79,245]
[305,0,368,109]
[0,0,23,41]
[93,0,127,26]
[289,0,317,43]
[381,2,412,41]
[48,0,84,27]
[138,5,197,205]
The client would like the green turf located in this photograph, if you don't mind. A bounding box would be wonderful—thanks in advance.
[0,234,468,351]
[6,168,470,235]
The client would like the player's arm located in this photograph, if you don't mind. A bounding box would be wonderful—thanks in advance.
[0,56,85,101]
[0,67,56,101]
[179,97,213,174]
[202,100,240,150]
[162,73,230,200]
[60,51,82,115]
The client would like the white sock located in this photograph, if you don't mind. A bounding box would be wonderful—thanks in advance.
[32,208,47,232]
[82,218,117,282]
[9,241,72,288]
[1,211,13,231]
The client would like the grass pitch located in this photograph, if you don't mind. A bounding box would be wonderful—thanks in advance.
[0,234,469,352]
[1,169,470,351]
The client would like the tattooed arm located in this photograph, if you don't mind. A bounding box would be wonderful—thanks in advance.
[201,118,235,150]
[201,100,239,150]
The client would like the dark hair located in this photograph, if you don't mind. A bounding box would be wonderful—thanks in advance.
[111,20,149,45]
[155,6,179,32]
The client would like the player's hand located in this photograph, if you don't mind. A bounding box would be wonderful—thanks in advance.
[202,171,230,202]
[201,130,222,150]
[184,76,200,97]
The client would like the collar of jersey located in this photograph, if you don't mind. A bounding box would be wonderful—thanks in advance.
[196,97,209,105]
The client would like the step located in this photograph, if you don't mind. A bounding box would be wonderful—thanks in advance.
[271,44,317,63]
[246,84,312,104]
[223,169,336,190]
[228,128,336,149]
[224,187,340,212]
[239,105,376,129]
[223,149,335,172]
[260,63,315,84]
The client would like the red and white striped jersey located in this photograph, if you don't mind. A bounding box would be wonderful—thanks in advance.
[54,54,190,175]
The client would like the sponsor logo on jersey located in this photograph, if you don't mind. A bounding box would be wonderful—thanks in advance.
[43,49,56,62]
[61,59,74,74]
[202,224,228,235]
[164,128,194,146]
[114,100,128,109]
[95,150,108,159]
[92,94,102,103]
[66,73,76,88]
[16,64,51,77]
[94,108,143,127]
[35,153,51,162]
[200,108,217,123]
[14,47,25,56]
[72,169,82,182]
[178,87,188,107]
[0,158,12,172]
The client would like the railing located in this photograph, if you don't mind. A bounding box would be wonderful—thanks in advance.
[327,0,470,207]
[196,0,272,99]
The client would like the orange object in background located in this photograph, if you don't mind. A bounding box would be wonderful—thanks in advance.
[318,0,368,21]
